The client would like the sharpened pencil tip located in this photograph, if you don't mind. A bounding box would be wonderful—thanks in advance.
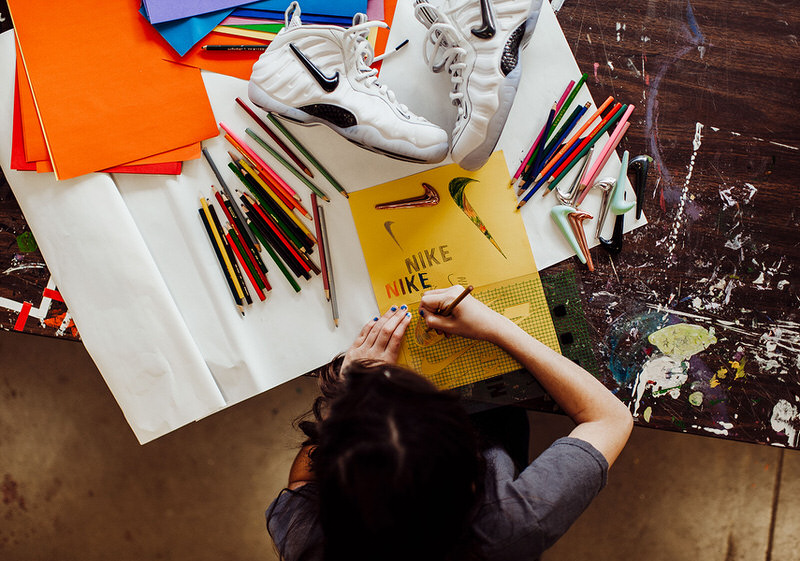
[333,318,339,327]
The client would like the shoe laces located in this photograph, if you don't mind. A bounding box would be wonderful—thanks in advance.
[413,2,468,119]
[344,16,413,115]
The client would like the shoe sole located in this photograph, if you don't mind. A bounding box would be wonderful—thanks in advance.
[248,82,448,164]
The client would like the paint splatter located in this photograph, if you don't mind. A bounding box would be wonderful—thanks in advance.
[593,62,600,81]
[770,399,800,447]
[16,231,37,252]
[648,323,717,360]
[643,406,652,422]
[688,391,704,406]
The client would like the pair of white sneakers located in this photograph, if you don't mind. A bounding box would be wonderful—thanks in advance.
[248,0,542,171]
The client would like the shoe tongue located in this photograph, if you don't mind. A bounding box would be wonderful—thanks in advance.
[285,1,303,29]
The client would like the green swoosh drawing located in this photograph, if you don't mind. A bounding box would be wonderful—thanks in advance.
[448,177,506,258]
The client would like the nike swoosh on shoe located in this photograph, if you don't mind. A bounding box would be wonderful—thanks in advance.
[289,43,340,92]
[471,0,497,39]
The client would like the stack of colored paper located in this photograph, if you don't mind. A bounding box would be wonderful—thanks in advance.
[8,0,219,180]
[141,0,371,60]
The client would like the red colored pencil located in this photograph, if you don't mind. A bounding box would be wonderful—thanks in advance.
[235,97,314,178]
[226,231,266,301]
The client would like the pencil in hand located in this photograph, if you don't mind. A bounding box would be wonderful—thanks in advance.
[438,285,474,317]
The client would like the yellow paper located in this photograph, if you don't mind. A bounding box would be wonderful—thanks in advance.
[349,152,560,388]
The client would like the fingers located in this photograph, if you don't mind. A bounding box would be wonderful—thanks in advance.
[384,311,412,361]
[420,285,463,315]
[373,305,409,349]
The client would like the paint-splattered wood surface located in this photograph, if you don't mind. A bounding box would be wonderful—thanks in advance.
[545,0,800,448]
[0,168,77,338]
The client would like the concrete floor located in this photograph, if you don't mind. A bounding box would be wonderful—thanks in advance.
[1,329,797,561]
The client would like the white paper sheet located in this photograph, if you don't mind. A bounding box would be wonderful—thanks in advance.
[0,1,646,442]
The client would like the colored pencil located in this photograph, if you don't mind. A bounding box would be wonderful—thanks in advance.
[202,147,261,252]
[528,103,557,179]
[245,205,308,280]
[439,285,473,316]
[245,128,330,201]
[229,162,311,254]
[531,96,615,185]
[247,219,301,293]
[215,188,271,290]
[208,202,252,305]
[317,203,339,327]
[310,193,330,300]
[579,107,634,193]
[510,80,574,186]
[531,102,589,179]
[235,97,313,178]
[552,73,588,132]
[226,230,266,301]
[237,159,317,247]
[266,113,348,198]
[219,122,302,203]
[536,102,624,193]
[224,145,301,217]
[241,192,312,279]
[202,45,269,51]
[575,121,631,208]
[519,104,629,207]
[199,199,245,314]
[198,208,244,315]
[517,104,627,208]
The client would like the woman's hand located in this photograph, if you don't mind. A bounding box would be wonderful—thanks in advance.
[418,285,511,343]
[340,304,412,373]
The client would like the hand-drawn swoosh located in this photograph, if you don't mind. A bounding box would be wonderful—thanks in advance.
[289,43,339,92]
[471,0,496,39]
[384,221,403,250]
[449,177,506,258]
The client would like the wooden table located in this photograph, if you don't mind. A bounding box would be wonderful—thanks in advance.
[547,0,800,448]
[1,0,798,447]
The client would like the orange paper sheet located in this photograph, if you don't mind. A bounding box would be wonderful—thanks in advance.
[17,48,198,174]
[8,0,218,180]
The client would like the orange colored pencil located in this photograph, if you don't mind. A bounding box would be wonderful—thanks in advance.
[219,122,301,202]
[532,95,615,185]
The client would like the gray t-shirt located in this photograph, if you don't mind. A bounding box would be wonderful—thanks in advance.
[266,436,608,560]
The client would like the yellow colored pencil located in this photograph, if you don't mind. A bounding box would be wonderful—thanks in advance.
[200,197,245,302]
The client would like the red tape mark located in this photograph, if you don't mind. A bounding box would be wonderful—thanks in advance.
[14,302,32,331]
[42,288,63,302]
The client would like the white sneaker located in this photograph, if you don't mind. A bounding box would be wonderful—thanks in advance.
[414,0,542,170]
[248,3,449,164]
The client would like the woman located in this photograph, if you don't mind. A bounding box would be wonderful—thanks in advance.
[267,286,633,560]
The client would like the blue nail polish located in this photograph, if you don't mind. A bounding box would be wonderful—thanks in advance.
[373,317,379,321]
[419,309,425,317]
[400,304,407,310]
[391,306,397,312]
[406,312,411,318]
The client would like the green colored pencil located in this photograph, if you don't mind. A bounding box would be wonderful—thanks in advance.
[248,221,301,293]
[245,128,330,201]
[552,72,588,131]
[266,114,348,198]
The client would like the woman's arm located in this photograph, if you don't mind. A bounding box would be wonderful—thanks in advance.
[419,286,632,467]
